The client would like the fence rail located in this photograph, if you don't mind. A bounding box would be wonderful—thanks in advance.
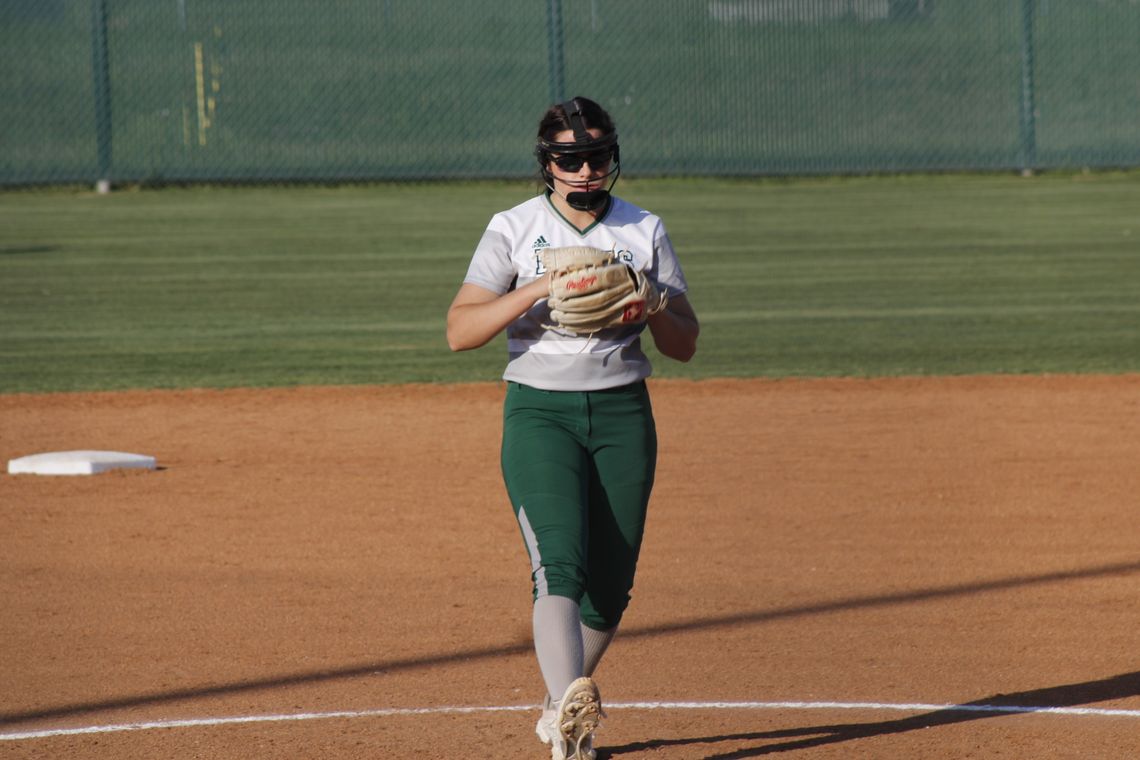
[2,0,1138,187]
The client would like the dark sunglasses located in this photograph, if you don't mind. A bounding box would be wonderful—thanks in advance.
[551,151,613,172]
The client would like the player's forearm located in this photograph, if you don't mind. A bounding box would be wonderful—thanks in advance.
[446,279,549,351]
[647,304,699,362]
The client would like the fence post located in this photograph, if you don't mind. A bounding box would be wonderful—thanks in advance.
[90,0,113,193]
[1017,0,1038,176]
[546,0,565,104]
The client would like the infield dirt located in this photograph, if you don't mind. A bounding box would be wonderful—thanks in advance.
[2,376,1138,759]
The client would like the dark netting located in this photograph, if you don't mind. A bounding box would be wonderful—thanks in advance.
[3,0,1137,187]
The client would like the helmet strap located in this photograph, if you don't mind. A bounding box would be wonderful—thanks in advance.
[560,99,593,144]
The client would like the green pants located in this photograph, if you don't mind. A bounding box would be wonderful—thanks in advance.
[501,380,657,631]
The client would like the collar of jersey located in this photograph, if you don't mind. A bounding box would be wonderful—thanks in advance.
[543,191,612,236]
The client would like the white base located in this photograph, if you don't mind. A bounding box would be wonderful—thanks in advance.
[8,450,157,476]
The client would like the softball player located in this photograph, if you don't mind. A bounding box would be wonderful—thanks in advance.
[447,96,699,760]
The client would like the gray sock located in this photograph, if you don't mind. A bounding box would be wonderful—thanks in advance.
[533,595,584,704]
[581,623,617,677]
[543,622,618,709]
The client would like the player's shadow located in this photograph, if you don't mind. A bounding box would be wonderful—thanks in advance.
[3,559,1139,727]
[599,670,1140,758]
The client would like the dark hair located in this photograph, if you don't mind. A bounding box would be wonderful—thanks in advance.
[536,96,615,144]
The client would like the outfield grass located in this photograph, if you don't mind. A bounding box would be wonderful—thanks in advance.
[1,172,1138,393]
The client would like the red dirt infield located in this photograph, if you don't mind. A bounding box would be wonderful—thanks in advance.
[2,375,1138,759]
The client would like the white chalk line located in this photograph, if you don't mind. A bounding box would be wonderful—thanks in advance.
[3,700,1139,742]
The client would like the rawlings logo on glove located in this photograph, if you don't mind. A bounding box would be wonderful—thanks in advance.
[565,272,600,291]
[541,246,668,336]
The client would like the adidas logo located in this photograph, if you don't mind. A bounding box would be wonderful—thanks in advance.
[532,235,550,250]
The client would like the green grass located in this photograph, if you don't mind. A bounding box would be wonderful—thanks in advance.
[1,172,1139,393]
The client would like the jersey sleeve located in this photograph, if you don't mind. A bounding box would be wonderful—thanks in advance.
[463,219,517,295]
[652,229,689,297]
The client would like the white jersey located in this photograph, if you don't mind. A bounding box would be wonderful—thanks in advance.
[463,193,689,391]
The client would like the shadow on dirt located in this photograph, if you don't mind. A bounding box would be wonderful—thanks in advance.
[600,670,1140,758]
[617,558,1140,645]
[3,558,1139,726]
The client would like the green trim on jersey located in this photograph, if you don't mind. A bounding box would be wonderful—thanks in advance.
[543,192,612,236]
[464,193,688,390]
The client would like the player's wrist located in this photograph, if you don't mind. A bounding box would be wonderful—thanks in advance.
[524,274,552,300]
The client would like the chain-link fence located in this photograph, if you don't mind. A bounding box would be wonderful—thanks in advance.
[3,0,1139,187]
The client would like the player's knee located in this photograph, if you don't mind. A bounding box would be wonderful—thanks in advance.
[533,562,586,602]
[579,590,630,630]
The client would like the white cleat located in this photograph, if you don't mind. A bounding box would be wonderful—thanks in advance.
[536,677,603,760]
